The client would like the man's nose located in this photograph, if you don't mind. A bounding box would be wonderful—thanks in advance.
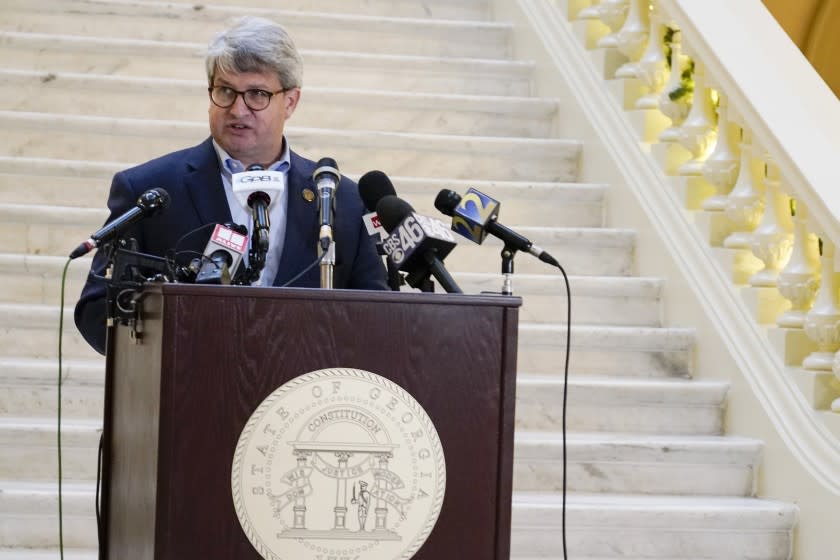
[229,93,251,115]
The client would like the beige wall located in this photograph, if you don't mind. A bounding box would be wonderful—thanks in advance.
[764,0,840,97]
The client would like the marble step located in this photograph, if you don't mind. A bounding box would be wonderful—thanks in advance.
[514,431,762,496]
[0,253,657,327]
[0,417,101,482]
[0,204,632,277]
[0,311,692,388]
[0,359,706,422]
[102,0,494,21]
[511,492,796,559]
[0,32,534,96]
[0,482,797,555]
[518,324,695,378]
[3,331,700,415]
[0,254,91,307]
[0,111,579,183]
[0,550,97,560]
[0,70,558,138]
[2,0,511,60]
[455,273,661,326]
[0,157,604,226]
[1,414,758,497]
[0,370,722,478]
[0,552,732,560]
[516,375,726,434]
[0,304,101,361]
[0,481,97,549]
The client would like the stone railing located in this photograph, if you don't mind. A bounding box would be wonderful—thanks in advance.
[535,0,840,491]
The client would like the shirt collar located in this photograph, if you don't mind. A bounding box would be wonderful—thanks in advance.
[212,138,291,176]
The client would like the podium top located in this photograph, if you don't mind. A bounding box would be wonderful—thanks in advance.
[145,283,523,309]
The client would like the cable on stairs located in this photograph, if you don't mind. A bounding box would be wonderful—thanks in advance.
[555,261,571,560]
[57,257,72,560]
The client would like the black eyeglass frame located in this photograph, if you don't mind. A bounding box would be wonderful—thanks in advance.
[208,85,292,111]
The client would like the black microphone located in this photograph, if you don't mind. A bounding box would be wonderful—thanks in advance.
[195,223,249,285]
[359,170,396,215]
[247,190,271,254]
[376,195,462,294]
[69,187,170,259]
[313,157,340,251]
[358,170,402,291]
[242,163,271,257]
[434,188,560,267]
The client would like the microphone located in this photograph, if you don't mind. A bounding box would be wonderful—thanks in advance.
[247,190,271,255]
[358,170,403,291]
[434,188,560,267]
[232,163,276,258]
[313,157,340,251]
[69,187,170,259]
[376,195,462,293]
[195,223,249,285]
[358,170,395,244]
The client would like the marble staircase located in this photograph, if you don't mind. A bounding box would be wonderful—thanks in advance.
[0,0,797,558]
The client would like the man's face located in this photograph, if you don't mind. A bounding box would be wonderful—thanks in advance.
[209,68,300,168]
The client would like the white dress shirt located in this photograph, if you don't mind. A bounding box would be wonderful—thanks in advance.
[212,139,291,286]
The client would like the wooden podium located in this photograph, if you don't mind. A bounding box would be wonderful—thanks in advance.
[101,284,520,559]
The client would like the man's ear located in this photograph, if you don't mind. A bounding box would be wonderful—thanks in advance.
[284,88,302,119]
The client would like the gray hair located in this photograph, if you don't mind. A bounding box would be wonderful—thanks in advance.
[206,16,303,89]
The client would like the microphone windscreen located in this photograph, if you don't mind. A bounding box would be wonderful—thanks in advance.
[247,190,272,208]
[138,187,170,214]
[358,170,397,212]
[434,189,461,217]
[316,157,338,169]
[376,195,415,233]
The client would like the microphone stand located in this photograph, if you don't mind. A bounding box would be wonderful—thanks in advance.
[403,253,462,294]
[319,239,335,289]
[501,245,516,296]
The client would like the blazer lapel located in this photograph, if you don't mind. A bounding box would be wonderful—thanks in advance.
[184,138,232,227]
[273,151,319,287]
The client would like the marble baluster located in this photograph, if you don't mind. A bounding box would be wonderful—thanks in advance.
[749,160,793,287]
[723,132,765,249]
[578,0,603,20]
[596,0,630,49]
[614,0,650,78]
[831,351,840,412]
[635,2,670,109]
[701,94,740,210]
[776,201,821,328]
[802,241,840,371]
[657,29,692,142]
[676,62,717,175]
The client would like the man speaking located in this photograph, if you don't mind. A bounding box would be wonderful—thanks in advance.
[74,16,388,354]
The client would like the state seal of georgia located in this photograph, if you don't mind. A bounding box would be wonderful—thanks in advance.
[232,368,446,560]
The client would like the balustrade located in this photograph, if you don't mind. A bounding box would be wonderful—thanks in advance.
[566,0,840,414]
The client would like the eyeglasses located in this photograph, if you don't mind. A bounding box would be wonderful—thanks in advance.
[208,85,289,111]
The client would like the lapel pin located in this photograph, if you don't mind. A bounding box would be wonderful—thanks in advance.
[302,188,316,202]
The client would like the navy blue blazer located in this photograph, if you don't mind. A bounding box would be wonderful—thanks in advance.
[74,137,388,354]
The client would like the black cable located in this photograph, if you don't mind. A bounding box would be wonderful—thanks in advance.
[171,223,216,256]
[96,432,104,560]
[279,251,327,288]
[556,261,571,560]
[57,257,72,560]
